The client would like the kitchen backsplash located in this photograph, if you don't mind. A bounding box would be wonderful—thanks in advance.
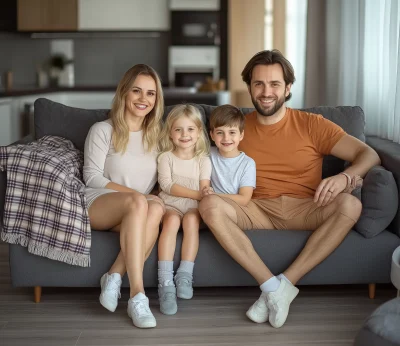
[0,32,169,88]
[0,33,49,88]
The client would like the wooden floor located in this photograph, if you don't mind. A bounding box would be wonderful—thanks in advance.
[0,241,397,346]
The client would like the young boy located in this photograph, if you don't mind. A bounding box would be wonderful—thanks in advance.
[202,105,256,206]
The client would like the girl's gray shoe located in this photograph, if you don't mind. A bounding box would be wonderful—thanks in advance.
[175,272,193,299]
[158,284,178,315]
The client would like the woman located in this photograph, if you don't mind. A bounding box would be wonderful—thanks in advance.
[83,64,165,329]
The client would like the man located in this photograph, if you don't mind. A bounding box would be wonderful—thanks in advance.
[199,50,381,328]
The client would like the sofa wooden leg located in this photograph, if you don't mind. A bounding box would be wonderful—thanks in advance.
[34,286,42,303]
[368,283,376,299]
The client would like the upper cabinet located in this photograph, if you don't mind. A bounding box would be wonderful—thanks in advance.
[170,0,220,11]
[17,0,78,31]
[0,0,17,31]
[17,0,169,32]
[78,0,169,31]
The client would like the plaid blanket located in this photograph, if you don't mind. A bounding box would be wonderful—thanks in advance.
[0,136,91,267]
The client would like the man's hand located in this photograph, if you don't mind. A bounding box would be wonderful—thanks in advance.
[314,174,348,207]
[145,194,166,213]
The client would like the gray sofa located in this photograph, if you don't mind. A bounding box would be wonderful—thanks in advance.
[2,98,400,303]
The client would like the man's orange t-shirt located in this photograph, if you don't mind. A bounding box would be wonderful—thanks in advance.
[238,108,346,199]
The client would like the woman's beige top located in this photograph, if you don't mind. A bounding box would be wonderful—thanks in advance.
[158,151,211,215]
[83,119,157,195]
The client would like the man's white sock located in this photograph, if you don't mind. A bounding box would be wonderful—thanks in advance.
[260,276,281,293]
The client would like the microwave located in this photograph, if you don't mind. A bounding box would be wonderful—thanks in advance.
[171,11,221,46]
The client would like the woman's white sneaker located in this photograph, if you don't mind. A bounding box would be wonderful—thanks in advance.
[99,272,122,312]
[127,292,157,329]
[246,292,269,323]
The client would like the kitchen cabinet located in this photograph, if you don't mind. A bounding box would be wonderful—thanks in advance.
[17,0,78,32]
[17,0,169,32]
[78,0,170,31]
[0,0,17,32]
[170,0,220,10]
[0,99,13,146]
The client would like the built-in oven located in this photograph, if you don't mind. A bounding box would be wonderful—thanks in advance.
[169,46,220,87]
[171,11,221,46]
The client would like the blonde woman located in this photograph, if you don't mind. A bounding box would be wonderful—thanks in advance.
[156,104,211,315]
[83,64,165,329]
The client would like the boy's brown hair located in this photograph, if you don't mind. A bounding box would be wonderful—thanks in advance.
[210,105,245,132]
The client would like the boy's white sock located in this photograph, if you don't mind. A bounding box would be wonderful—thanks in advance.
[260,276,281,293]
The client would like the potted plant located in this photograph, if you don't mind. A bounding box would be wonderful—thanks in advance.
[48,54,74,87]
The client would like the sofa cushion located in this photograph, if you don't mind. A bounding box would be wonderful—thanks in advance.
[352,166,398,238]
[35,98,368,183]
[34,98,109,151]
[354,298,400,346]
[179,105,366,178]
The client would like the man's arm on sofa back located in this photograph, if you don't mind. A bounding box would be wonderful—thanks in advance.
[367,136,400,236]
[0,135,35,229]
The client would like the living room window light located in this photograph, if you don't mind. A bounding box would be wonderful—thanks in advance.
[336,0,400,144]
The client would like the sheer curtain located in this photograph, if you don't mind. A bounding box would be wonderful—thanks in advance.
[285,0,308,108]
[337,0,400,143]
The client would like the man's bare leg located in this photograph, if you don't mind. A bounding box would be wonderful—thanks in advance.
[198,195,274,284]
[199,195,291,327]
[284,194,362,285]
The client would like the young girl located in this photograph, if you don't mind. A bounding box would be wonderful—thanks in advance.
[157,104,211,315]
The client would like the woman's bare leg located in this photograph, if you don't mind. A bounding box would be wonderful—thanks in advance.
[89,191,148,297]
[109,201,164,276]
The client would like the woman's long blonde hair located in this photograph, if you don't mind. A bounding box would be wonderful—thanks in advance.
[109,64,164,153]
[158,104,210,158]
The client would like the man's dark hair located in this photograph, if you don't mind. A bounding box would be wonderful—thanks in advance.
[241,49,296,101]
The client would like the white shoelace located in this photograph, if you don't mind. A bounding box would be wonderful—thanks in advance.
[104,277,121,299]
[133,300,151,316]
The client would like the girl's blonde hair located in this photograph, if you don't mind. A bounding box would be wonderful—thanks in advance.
[109,64,164,153]
[159,104,210,158]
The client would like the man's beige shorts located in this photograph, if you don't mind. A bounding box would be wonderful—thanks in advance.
[220,196,327,231]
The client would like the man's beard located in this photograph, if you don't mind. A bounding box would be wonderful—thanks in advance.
[251,94,286,117]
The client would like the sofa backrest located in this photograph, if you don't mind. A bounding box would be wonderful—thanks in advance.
[34,98,366,179]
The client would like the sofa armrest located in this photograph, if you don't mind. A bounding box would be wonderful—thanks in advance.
[10,134,35,146]
[367,136,400,236]
[0,135,35,229]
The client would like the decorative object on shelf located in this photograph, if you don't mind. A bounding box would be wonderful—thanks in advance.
[5,71,13,91]
[36,65,49,88]
[197,77,226,92]
[48,54,74,87]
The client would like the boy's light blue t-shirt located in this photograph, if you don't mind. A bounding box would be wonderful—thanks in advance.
[210,146,256,194]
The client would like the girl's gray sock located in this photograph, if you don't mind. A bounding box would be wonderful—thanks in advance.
[176,260,194,277]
